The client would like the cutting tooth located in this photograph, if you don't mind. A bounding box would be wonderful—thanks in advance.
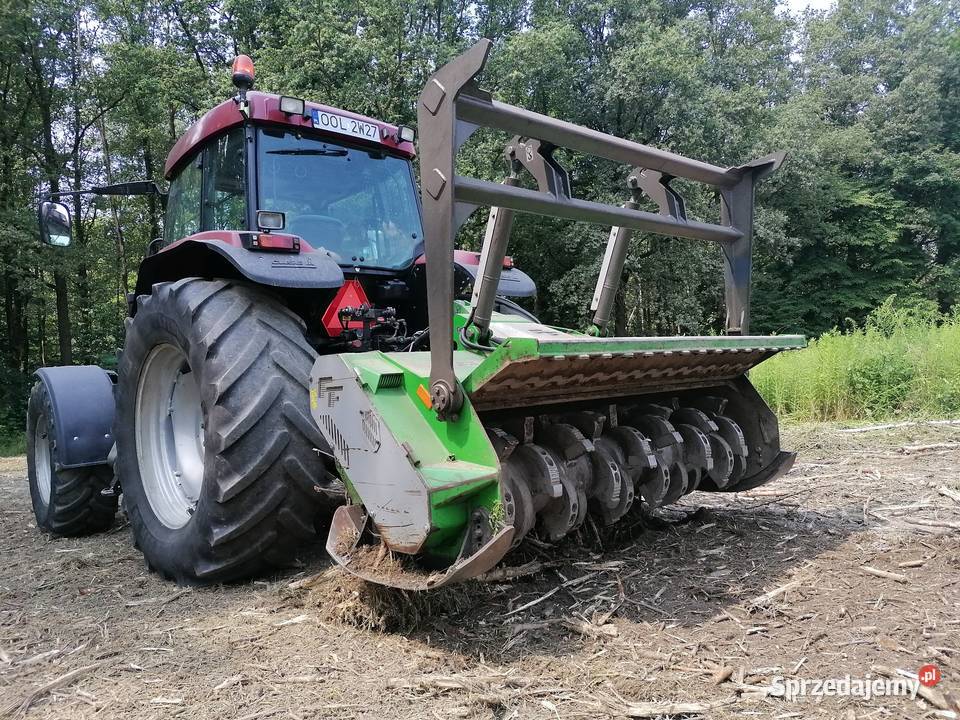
[535,421,590,539]
[669,405,717,492]
[590,438,633,525]
[672,423,713,491]
[671,407,719,435]
[621,407,688,505]
[558,411,633,525]
[487,426,519,460]
[500,464,536,547]
[507,441,570,541]
[705,432,735,488]
[636,403,673,419]
[605,423,666,507]
[638,462,671,508]
[687,396,750,487]
[488,428,536,547]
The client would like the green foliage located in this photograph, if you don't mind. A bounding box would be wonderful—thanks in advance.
[0,366,30,456]
[1,0,959,433]
[752,297,960,421]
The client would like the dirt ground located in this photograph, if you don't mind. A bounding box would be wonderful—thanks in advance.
[1,422,959,720]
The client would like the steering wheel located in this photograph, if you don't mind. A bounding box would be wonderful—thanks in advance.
[285,214,347,254]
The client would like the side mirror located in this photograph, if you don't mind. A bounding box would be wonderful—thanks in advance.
[39,201,72,247]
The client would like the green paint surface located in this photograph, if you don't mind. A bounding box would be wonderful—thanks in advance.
[337,351,500,559]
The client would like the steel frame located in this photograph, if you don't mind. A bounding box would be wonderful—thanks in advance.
[418,39,784,419]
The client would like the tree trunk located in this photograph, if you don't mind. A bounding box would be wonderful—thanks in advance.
[71,12,91,361]
[98,116,130,329]
[29,45,72,364]
[614,281,627,337]
[143,142,160,241]
[54,270,71,364]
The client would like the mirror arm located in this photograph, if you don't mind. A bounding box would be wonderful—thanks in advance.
[45,181,164,200]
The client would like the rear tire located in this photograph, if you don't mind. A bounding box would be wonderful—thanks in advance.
[26,381,117,535]
[115,278,340,584]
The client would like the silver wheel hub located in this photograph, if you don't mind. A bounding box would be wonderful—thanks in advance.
[34,413,52,505]
[136,344,205,529]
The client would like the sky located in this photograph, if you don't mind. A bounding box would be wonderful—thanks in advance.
[782,0,835,14]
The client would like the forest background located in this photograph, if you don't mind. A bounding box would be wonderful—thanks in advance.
[1,0,958,449]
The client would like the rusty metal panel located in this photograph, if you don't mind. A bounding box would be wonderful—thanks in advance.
[467,346,785,412]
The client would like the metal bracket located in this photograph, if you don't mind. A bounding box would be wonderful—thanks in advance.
[719,152,785,334]
[470,137,573,341]
[417,42,494,420]
[510,137,571,199]
[590,167,688,331]
[630,168,686,221]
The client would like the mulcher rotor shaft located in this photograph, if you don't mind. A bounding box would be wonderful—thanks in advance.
[488,396,753,547]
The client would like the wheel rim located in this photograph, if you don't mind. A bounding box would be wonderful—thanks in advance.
[34,413,52,505]
[135,344,205,529]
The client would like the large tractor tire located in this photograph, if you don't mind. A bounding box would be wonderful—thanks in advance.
[114,278,340,584]
[26,381,118,535]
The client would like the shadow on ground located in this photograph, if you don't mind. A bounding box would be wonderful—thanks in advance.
[292,493,861,662]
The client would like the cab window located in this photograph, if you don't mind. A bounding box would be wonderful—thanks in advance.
[164,153,202,245]
[203,128,246,230]
[257,128,423,269]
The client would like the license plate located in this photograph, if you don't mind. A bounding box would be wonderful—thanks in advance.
[311,109,381,142]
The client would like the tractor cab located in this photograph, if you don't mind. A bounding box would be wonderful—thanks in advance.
[159,55,423,274]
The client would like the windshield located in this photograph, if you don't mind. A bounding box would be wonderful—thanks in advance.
[257,128,423,269]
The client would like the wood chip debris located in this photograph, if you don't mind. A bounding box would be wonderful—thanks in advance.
[479,560,544,583]
[711,665,735,685]
[0,663,101,719]
[274,614,311,627]
[900,442,960,455]
[937,485,960,504]
[839,420,960,433]
[860,565,909,583]
[619,697,737,717]
[746,579,801,608]
[387,673,529,693]
[503,587,558,617]
[214,674,244,691]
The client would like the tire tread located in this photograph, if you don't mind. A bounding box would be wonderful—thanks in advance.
[116,279,339,584]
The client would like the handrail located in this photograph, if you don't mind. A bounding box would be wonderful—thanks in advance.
[457,96,738,188]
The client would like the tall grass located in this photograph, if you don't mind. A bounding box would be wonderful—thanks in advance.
[0,434,26,457]
[752,298,960,421]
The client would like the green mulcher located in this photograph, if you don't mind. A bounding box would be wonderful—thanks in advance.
[314,41,805,589]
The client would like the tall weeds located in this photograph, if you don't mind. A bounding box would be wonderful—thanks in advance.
[752,298,960,421]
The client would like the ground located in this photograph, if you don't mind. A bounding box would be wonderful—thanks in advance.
[1,422,959,720]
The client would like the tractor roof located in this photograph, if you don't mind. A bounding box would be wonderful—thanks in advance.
[164,91,416,178]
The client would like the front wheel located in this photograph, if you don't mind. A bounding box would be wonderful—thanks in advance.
[114,278,341,584]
